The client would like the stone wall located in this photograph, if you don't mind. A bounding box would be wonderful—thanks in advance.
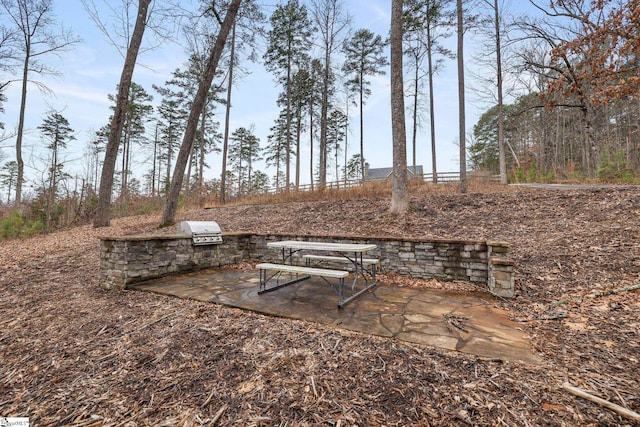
[99,233,250,291]
[99,233,515,297]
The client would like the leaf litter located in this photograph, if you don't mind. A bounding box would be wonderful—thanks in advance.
[1,186,639,425]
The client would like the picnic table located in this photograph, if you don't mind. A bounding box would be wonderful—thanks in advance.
[257,240,378,308]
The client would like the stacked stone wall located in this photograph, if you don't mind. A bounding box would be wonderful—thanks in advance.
[99,234,250,290]
[99,232,515,297]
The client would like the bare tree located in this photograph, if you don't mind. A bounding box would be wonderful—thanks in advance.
[309,0,350,189]
[342,28,388,180]
[220,22,236,204]
[0,23,18,91]
[88,0,184,225]
[184,1,263,204]
[0,23,16,142]
[390,0,408,214]
[492,0,507,184]
[456,0,467,193]
[0,0,80,206]
[403,0,454,183]
[515,3,602,177]
[94,0,152,227]
[161,0,242,227]
[471,0,509,183]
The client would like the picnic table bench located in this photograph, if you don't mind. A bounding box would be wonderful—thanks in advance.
[257,240,378,308]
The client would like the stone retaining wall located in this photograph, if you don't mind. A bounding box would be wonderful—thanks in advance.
[99,233,515,297]
[99,234,250,291]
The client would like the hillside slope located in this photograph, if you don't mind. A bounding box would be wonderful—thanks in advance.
[1,185,638,425]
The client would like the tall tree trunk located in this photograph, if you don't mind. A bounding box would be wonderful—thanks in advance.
[494,0,507,184]
[309,100,315,190]
[319,52,330,190]
[582,105,597,176]
[14,45,30,206]
[359,76,365,181]
[94,0,151,227]
[162,0,242,226]
[295,105,302,189]
[427,26,438,184]
[285,45,292,191]
[152,124,158,197]
[390,0,408,214]
[457,0,467,194]
[186,140,193,194]
[344,93,348,185]
[122,122,132,198]
[166,124,173,192]
[198,103,206,204]
[220,22,236,205]
[411,56,419,172]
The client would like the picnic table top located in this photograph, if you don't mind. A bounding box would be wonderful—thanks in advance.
[267,240,377,252]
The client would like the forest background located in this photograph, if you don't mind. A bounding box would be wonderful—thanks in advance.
[0,0,639,235]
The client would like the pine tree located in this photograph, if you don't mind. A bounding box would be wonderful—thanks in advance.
[107,82,153,198]
[248,170,270,195]
[343,154,363,181]
[309,0,350,189]
[306,58,325,189]
[391,0,409,213]
[94,0,151,227]
[1,0,79,205]
[0,160,18,204]
[342,28,388,180]
[264,0,313,190]
[326,109,347,182]
[155,93,187,195]
[162,0,242,226]
[265,112,290,192]
[38,111,75,228]
[403,0,454,183]
[290,67,313,189]
[228,127,262,196]
[164,54,225,198]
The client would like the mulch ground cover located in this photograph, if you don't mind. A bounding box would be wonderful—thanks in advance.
[1,185,638,426]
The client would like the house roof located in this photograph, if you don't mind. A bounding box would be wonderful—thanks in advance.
[366,165,423,180]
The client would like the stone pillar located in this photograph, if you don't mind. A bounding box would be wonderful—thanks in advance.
[487,241,515,298]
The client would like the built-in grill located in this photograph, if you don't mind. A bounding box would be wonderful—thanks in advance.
[177,221,223,245]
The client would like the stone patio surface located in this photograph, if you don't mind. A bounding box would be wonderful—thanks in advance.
[130,268,541,365]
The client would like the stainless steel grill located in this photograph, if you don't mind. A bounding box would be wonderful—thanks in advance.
[177,221,223,245]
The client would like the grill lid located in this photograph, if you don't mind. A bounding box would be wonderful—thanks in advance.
[177,221,223,245]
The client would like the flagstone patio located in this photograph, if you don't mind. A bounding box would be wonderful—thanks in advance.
[130,268,541,364]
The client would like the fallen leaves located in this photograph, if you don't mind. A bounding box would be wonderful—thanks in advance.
[1,186,639,424]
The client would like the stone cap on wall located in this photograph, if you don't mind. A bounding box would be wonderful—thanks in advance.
[248,232,491,246]
[99,234,190,241]
[99,232,509,249]
[489,257,516,266]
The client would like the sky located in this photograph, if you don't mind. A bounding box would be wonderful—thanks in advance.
[0,0,534,196]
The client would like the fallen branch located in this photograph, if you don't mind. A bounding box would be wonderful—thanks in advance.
[585,283,640,299]
[552,283,640,307]
[562,382,640,422]
[211,404,228,425]
[201,387,216,408]
[99,310,184,343]
[443,314,469,332]
[310,376,318,398]
[536,310,568,320]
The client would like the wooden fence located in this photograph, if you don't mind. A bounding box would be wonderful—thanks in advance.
[268,171,478,193]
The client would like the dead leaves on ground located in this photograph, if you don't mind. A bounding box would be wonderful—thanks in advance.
[1,187,639,425]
